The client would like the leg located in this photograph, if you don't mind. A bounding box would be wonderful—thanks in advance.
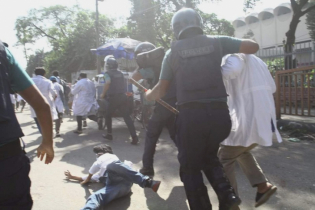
[236,144,268,188]
[165,114,176,142]
[76,116,83,131]
[55,111,61,135]
[218,145,244,196]
[142,113,164,170]
[107,161,150,188]
[0,152,33,210]
[175,108,213,210]
[21,100,26,112]
[119,102,137,139]
[88,115,98,122]
[83,182,132,210]
[203,108,240,210]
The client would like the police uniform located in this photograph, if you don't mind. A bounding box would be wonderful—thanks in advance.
[0,41,33,209]
[159,8,244,210]
[103,56,138,144]
[137,67,176,176]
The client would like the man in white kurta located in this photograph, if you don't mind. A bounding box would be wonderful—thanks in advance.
[50,76,64,137]
[30,68,58,133]
[218,54,282,208]
[71,73,99,133]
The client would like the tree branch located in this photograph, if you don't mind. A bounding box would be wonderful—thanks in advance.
[169,0,182,10]
[30,23,57,40]
[302,4,315,16]
[290,0,299,13]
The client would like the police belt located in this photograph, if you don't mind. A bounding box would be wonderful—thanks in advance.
[0,139,22,161]
[178,101,227,111]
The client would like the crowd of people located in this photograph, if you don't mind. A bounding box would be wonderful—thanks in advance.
[0,8,284,210]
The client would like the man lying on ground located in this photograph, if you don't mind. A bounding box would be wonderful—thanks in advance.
[65,144,161,210]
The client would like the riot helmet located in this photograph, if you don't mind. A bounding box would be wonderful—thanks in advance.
[104,55,118,71]
[171,8,203,40]
[134,42,156,56]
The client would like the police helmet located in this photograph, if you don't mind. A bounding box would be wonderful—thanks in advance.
[104,55,118,71]
[49,76,57,82]
[134,42,156,56]
[171,8,203,40]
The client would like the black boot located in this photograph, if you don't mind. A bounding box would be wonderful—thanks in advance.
[185,185,212,210]
[204,166,241,210]
[144,178,161,192]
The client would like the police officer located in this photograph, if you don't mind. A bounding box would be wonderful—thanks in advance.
[101,55,138,144]
[0,40,54,209]
[132,42,176,176]
[145,8,259,210]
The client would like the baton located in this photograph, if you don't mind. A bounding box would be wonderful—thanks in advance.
[129,78,179,115]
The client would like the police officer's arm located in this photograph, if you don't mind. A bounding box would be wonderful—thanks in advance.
[131,67,143,81]
[145,80,170,101]
[19,85,54,164]
[239,39,259,54]
[101,83,110,99]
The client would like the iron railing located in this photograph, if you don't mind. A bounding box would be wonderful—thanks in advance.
[275,65,315,119]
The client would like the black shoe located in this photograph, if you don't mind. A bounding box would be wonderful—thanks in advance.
[131,136,139,145]
[55,132,61,138]
[255,186,277,208]
[145,178,161,193]
[102,134,113,140]
[219,193,241,210]
[139,167,155,176]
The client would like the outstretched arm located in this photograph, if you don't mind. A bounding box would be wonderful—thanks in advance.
[64,170,84,182]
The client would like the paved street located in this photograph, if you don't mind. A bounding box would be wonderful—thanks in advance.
[17,105,315,210]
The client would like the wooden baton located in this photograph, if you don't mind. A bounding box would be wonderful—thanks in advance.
[129,78,179,115]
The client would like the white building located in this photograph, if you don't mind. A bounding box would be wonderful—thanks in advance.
[232,2,315,69]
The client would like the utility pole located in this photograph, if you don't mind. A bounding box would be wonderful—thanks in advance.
[96,0,103,74]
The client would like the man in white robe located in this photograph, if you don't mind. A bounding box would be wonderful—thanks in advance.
[219,54,282,208]
[50,76,64,137]
[71,73,99,134]
[30,67,58,133]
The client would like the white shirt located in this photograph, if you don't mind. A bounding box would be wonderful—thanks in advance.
[53,82,64,113]
[30,75,58,120]
[221,54,282,147]
[71,78,99,116]
[89,153,120,178]
[10,94,16,104]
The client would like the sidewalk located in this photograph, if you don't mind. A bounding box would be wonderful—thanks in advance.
[277,114,315,133]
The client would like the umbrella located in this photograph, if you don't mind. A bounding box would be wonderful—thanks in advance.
[91,38,141,60]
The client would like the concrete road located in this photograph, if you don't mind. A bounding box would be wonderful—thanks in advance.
[16,106,315,210]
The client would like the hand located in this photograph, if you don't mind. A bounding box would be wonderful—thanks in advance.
[64,170,72,179]
[144,89,153,101]
[37,142,54,164]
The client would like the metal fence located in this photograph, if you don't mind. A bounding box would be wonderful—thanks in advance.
[275,65,315,119]
[256,41,315,73]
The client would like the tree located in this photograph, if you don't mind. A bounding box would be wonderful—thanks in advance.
[244,0,315,69]
[26,50,46,75]
[128,0,232,49]
[15,5,116,79]
[306,4,315,41]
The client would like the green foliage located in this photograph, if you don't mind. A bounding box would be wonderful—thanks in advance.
[15,5,115,79]
[26,50,46,75]
[306,5,315,41]
[199,11,234,36]
[242,29,255,39]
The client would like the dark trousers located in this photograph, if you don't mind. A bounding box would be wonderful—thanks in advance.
[76,115,98,131]
[176,104,233,210]
[55,110,63,133]
[142,101,176,168]
[0,140,33,210]
[105,94,137,138]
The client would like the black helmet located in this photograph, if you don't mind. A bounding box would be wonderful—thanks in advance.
[134,42,156,56]
[171,8,203,40]
[104,55,118,70]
